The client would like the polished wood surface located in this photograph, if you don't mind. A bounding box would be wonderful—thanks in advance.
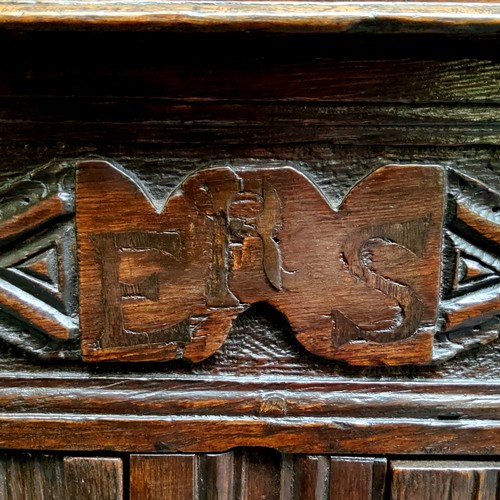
[0,151,495,367]
[130,454,197,500]
[1,1,500,34]
[2,452,500,499]
[77,161,444,364]
[1,152,495,365]
[0,454,123,500]
[391,461,500,500]
[0,26,498,500]
[130,452,387,500]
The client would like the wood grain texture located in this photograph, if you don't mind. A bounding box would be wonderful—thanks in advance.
[1,33,496,366]
[0,454,64,500]
[0,24,499,462]
[0,414,498,454]
[0,160,496,364]
[0,162,79,359]
[240,449,282,499]
[329,458,386,500]
[443,284,500,332]
[285,455,330,499]
[390,461,500,500]
[64,457,123,500]
[130,454,196,500]
[4,101,500,149]
[1,1,500,33]
[0,454,122,500]
[199,452,236,500]
[285,455,386,500]
[439,170,500,360]
[0,376,498,420]
[77,160,444,365]
[3,32,500,104]
[130,452,385,499]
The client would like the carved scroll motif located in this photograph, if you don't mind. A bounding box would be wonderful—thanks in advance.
[0,160,498,366]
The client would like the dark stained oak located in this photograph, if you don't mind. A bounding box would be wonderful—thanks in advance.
[130,452,284,500]
[0,152,492,365]
[0,24,500,500]
[0,454,123,500]
[199,452,236,500]
[0,454,64,500]
[441,171,500,337]
[77,160,444,365]
[0,376,498,420]
[286,455,330,500]
[1,1,500,34]
[4,99,500,148]
[0,145,492,365]
[0,162,78,344]
[0,152,496,363]
[284,455,386,500]
[64,457,123,500]
[0,414,499,455]
[130,452,386,499]
[130,454,197,500]
[390,461,500,500]
[239,449,282,499]
[329,457,386,500]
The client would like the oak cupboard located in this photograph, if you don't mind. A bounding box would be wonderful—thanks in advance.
[0,3,499,498]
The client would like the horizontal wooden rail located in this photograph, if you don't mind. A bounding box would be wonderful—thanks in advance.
[0,375,499,453]
[1,1,500,33]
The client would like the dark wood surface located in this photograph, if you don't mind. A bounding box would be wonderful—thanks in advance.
[130,452,387,500]
[130,454,197,500]
[0,377,498,453]
[2,451,500,499]
[390,461,500,500]
[64,457,123,500]
[0,454,65,500]
[328,457,387,500]
[0,29,498,462]
[0,454,123,499]
[76,160,443,365]
[1,1,500,34]
[2,154,495,365]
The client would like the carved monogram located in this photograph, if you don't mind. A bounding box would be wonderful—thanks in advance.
[0,160,498,366]
[77,161,445,364]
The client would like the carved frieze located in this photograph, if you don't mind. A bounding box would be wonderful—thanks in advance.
[0,160,498,365]
[435,170,500,362]
[0,163,79,359]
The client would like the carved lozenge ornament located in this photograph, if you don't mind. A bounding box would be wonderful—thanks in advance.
[76,161,445,365]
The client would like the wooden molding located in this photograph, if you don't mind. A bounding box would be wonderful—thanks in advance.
[1,2,500,33]
[0,375,498,454]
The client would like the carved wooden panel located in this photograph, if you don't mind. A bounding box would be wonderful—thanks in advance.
[0,454,123,500]
[77,160,444,365]
[390,461,500,500]
[0,162,79,359]
[130,452,387,500]
[0,159,498,366]
[436,170,500,362]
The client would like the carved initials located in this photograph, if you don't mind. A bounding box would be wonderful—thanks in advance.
[91,231,184,349]
[336,217,429,346]
[77,161,445,365]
